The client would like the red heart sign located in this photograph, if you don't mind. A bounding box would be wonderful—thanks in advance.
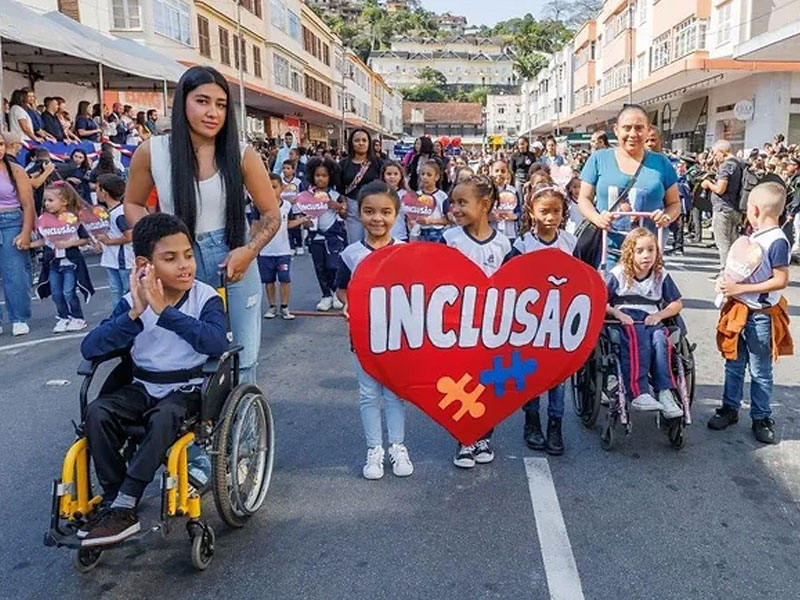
[402,192,433,219]
[79,206,110,237]
[349,244,607,445]
[295,190,331,218]
[37,212,80,244]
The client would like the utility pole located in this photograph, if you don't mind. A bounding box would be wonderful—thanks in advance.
[340,62,347,151]
[236,0,246,144]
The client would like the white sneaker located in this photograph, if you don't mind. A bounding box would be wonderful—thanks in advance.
[332,296,344,310]
[362,446,384,480]
[295,247,305,256]
[263,306,278,319]
[388,443,414,477]
[631,393,662,411]
[53,318,70,333]
[658,390,684,419]
[280,307,295,320]
[316,296,334,312]
[12,322,28,336]
[65,318,88,332]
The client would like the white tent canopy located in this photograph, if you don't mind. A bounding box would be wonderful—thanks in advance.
[0,0,184,93]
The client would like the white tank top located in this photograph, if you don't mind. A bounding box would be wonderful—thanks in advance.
[149,135,245,234]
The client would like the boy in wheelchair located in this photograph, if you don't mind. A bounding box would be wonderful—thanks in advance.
[77,213,228,547]
[604,227,685,419]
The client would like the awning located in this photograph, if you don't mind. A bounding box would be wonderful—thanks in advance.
[734,19,800,62]
[0,0,184,89]
[672,96,707,135]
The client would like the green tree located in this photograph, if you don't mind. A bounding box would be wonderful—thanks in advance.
[400,84,446,102]
[466,86,491,106]
[417,67,447,87]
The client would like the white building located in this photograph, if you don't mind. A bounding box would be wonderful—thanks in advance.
[520,44,574,137]
[368,36,517,90]
[486,93,523,140]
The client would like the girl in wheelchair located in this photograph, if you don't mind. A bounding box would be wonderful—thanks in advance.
[77,213,227,546]
[604,227,684,419]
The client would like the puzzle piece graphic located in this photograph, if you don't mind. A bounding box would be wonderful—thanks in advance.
[479,351,537,397]
[436,374,487,421]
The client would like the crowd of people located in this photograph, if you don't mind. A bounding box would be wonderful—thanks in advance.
[0,66,795,545]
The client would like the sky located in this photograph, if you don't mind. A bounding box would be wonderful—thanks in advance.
[420,0,549,28]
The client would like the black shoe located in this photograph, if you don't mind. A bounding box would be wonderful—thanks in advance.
[81,508,140,547]
[708,404,739,430]
[524,412,546,451]
[76,500,113,539]
[473,438,495,464]
[752,418,777,444]
[545,417,564,456]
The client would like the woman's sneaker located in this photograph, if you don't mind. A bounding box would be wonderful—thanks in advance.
[53,318,70,333]
[657,390,683,419]
[81,508,140,547]
[11,322,29,336]
[66,318,88,331]
[632,393,661,411]
[473,439,495,464]
[332,296,344,310]
[388,443,413,477]
[316,296,333,311]
[362,446,385,480]
[453,444,476,468]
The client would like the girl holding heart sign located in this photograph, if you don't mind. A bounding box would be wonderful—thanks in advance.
[414,161,449,242]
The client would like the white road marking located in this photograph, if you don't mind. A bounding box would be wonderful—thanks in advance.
[0,332,87,352]
[524,457,585,600]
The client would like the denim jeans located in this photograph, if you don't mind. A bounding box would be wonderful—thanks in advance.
[615,318,674,401]
[352,354,405,448]
[50,263,84,319]
[723,312,773,420]
[193,229,262,384]
[344,197,364,243]
[420,228,445,243]
[523,382,565,419]
[106,267,130,308]
[0,210,31,324]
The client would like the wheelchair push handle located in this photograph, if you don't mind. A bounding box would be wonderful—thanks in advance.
[600,212,666,271]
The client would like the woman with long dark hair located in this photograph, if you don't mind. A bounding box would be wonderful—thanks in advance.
[124,66,280,382]
[407,136,442,191]
[510,137,536,194]
[338,128,383,242]
[75,101,102,142]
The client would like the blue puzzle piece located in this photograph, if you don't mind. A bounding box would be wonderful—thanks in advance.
[479,351,537,397]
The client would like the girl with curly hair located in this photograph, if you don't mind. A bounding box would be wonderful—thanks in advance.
[605,227,684,418]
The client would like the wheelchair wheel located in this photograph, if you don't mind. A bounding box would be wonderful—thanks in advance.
[73,547,102,573]
[600,411,617,451]
[213,384,274,529]
[570,372,582,417]
[668,419,685,450]
[189,523,215,570]
[580,348,603,428]
[680,336,696,404]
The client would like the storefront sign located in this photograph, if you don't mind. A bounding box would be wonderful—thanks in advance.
[734,100,754,121]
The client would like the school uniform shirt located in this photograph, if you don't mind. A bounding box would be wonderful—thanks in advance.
[442,227,512,277]
[605,265,682,316]
[565,199,583,234]
[100,204,135,270]
[280,176,302,205]
[391,189,411,241]
[416,189,449,231]
[493,184,520,239]
[80,281,228,399]
[308,188,343,240]
[260,200,293,257]
[335,239,404,290]
[511,230,577,258]
[735,226,790,309]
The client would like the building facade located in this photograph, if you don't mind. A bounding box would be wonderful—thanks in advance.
[486,93,523,141]
[368,36,517,91]
[402,101,484,148]
[519,0,800,152]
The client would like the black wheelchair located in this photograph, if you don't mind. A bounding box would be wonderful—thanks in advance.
[44,306,274,571]
[572,317,696,451]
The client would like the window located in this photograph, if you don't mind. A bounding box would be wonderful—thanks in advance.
[673,18,707,59]
[604,7,631,44]
[197,16,210,58]
[635,52,647,81]
[717,2,732,46]
[323,44,330,66]
[112,0,141,29]
[271,0,285,30]
[153,0,191,44]
[273,54,289,87]
[651,32,671,71]
[288,10,301,41]
[219,27,230,65]
[253,46,262,78]
[636,0,647,25]
[240,0,262,18]
[601,61,629,95]
[304,75,332,106]
[302,25,330,64]
[290,69,303,93]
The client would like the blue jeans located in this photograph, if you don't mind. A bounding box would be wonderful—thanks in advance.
[193,229,262,384]
[106,267,130,308]
[616,316,674,400]
[723,312,773,420]
[420,228,444,243]
[0,210,31,324]
[523,382,565,419]
[344,197,364,243]
[352,354,405,448]
[50,263,84,319]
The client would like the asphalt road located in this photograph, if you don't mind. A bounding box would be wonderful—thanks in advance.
[3,240,800,600]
